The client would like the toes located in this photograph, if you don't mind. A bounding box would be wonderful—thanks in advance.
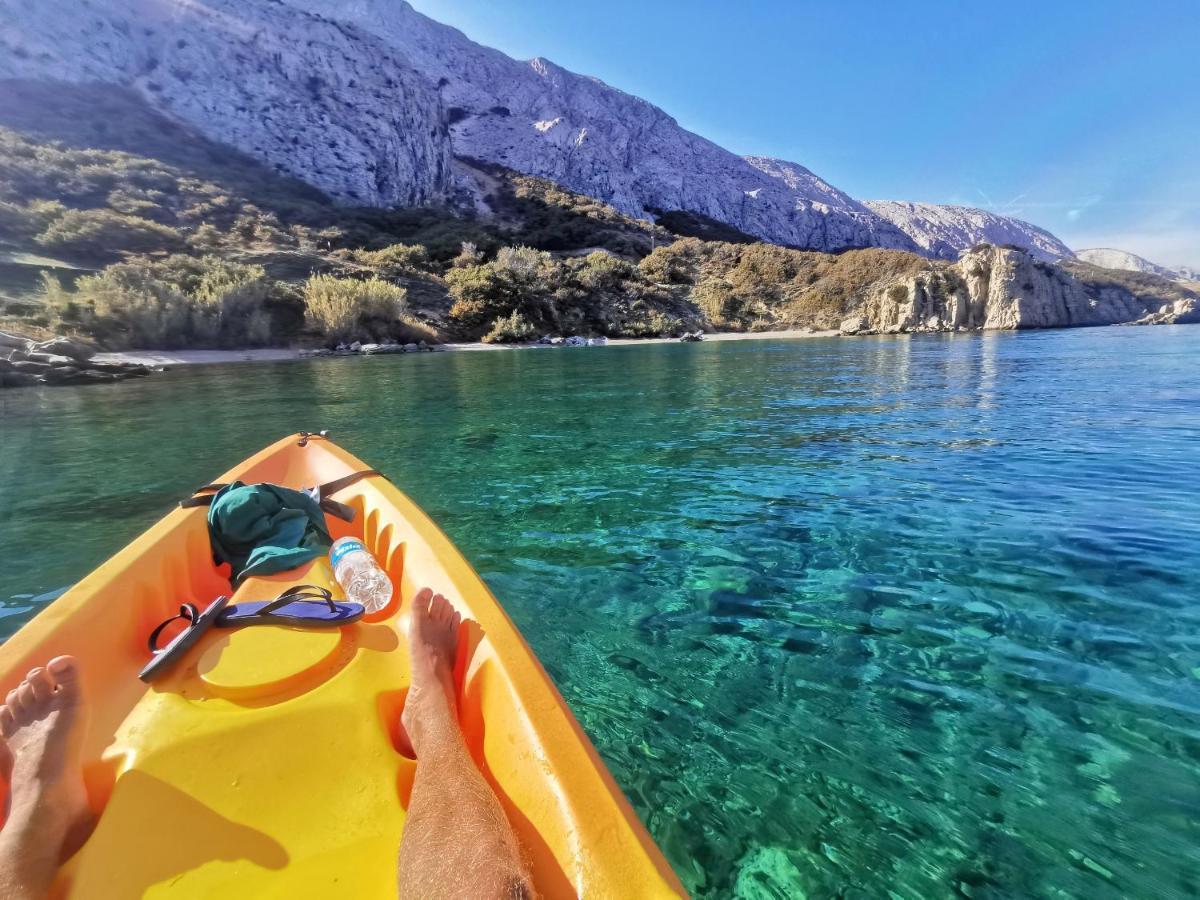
[430,593,452,622]
[12,682,38,724]
[412,587,433,616]
[5,689,28,726]
[26,667,54,704]
[0,707,14,739]
[47,656,81,705]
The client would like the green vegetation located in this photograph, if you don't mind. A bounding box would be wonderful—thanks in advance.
[40,255,290,349]
[1061,260,1199,307]
[16,81,1142,350]
[637,239,931,330]
[301,274,409,344]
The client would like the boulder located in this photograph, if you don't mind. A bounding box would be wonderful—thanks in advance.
[564,335,586,347]
[0,331,34,353]
[58,369,121,385]
[403,343,419,352]
[11,360,51,374]
[40,365,84,384]
[84,361,151,376]
[30,337,96,362]
[348,341,362,352]
[0,371,40,388]
[24,352,77,366]
[839,316,868,335]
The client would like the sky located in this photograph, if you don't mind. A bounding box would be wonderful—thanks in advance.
[409,0,1200,268]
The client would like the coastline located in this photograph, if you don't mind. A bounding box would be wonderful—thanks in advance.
[94,329,838,368]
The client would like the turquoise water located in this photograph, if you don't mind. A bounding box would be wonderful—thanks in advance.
[3,327,1200,897]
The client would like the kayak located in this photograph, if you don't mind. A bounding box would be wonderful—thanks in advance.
[0,433,685,898]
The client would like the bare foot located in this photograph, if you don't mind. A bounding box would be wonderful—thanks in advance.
[0,656,92,900]
[401,588,461,756]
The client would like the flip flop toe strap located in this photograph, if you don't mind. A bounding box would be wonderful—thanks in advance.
[148,603,201,653]
[253,585,338,617]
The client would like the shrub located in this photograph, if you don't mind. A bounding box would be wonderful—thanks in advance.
[36,208,184,259]
[302,274,407,343]
[451,241,484,269]
[445,263,516,332]
[350,243,431,277]
[575,251,633,290]
[43,255,279,349]
[483,310,537,343]
[692,280,738,327]
[638,240,702,284]
[446,246,556,337]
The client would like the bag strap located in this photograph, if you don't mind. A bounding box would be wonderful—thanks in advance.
[179,470,386,520]
[179,483,227,509]
[308,469,385,522]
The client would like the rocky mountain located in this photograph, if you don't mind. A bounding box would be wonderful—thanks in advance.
[1075,248,1196,283]
[0,0,452,206]
[863,201,1075,262]
[0,0,1084,263]
[841,246,1199,335]
[280,0,921,254]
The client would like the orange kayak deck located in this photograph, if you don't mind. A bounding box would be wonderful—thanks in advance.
[0,433,685,898]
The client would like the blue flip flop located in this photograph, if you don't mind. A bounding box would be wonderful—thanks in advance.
[215,585,364,628]
[139,595,230,682]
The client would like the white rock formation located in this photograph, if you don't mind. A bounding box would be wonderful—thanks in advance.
[1075,248,1196,283]
[0,0,1083,261]
[863,201,1075,262]
[841,246,1198,335]
[278,0,919,252]
[0,0,451,206]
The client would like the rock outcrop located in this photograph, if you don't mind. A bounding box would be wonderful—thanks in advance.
[0,331,152,388]
[0,0,452,206]
[840,246,1198,335]
[862,201,1075,262]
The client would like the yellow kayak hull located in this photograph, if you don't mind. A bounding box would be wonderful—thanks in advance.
[0,434,684,898]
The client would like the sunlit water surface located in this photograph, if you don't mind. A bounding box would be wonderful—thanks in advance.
[3,327,1200,898]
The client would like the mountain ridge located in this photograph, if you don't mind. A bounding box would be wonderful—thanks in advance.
[862,201,1074,262]
[1074,248,1197,283]
[0,0,1078,262]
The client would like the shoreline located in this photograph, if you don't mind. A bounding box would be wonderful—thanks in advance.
[94,329,838,368]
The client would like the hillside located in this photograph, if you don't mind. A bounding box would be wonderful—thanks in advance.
[1074,248,1196,283]
[0,0,1076,262]
[0,84,1193,353]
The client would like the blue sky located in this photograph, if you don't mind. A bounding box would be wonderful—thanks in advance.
[410,0,1199,268]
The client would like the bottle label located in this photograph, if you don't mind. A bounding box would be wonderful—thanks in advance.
[330,538,366,569]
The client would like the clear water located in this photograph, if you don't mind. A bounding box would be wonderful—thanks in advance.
[3,327,1200,898]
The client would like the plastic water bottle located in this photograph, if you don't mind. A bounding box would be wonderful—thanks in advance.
[330,537,392,614]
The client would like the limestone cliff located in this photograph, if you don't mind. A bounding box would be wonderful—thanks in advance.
[841,246,1199,335]
[0,0,452,206]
